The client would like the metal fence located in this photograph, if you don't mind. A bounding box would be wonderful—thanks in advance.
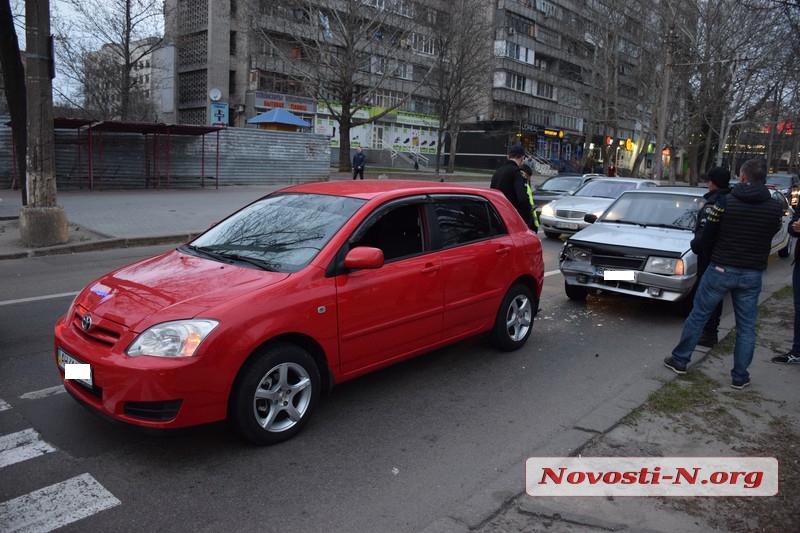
[0,122,331,189]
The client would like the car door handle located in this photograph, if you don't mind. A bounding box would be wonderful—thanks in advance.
[496,245,512,256]
[421,263,441,273]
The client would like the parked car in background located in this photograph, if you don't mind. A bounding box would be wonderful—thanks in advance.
[531,174,599,217]
[766,173,800,207]
[559,187,792,313]
[539,178,659,239]
[54,181,544,445]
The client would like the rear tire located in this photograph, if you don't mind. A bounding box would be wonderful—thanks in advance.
[564,281,589,301]
[490,283,534,351]
[229,342,320,445]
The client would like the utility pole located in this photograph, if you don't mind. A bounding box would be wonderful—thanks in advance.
[20,0,68,246]
[653,25,673,184]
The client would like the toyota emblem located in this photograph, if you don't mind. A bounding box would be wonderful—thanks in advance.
[81,314,92,331]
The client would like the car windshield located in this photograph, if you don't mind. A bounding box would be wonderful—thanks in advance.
[539,176,585,193]
[574,180,637,199]
[767,175,791,188]
[600,192,704,230]
[186,193,366,272]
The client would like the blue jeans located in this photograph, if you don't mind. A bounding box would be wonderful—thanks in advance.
[672,263,763,383]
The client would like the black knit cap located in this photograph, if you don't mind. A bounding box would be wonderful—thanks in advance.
[706,167,731,188]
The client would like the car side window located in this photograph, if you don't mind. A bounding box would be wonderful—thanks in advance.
[351,203,426,262]
[433,197,507,248]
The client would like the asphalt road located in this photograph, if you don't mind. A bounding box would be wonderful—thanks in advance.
[0,242,793,532]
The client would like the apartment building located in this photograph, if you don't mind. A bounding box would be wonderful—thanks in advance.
[163,0,655,170]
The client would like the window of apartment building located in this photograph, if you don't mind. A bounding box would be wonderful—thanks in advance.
[395,0,413,17]
[507,15,534,37]
[533,57,548,71]
[535,0,557,18]
[557,114,579,131]
[505,73,526,92]
[371,56,388,74]
[412,33,436,55]
[366,0,385,9]
[536,81,554,100]
[230,31,237,55]
[531,107,554,126]
[393,62,412,80]
[229,71,236,96]
[535,25,559,47]
[506,42,529,62]
[371,89,404,109]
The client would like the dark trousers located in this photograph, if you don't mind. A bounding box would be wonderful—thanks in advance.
[353,168,364,180]
[697,258,723,333]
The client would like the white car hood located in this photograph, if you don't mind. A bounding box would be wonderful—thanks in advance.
[551,196,615,214]
[568,222,693,255]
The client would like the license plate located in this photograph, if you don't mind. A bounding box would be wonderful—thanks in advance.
[556,221,579,230]
[57,349,93,388]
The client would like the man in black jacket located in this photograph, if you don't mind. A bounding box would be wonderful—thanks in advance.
[690,167,732,347]
[773,209,800,364]
[490,145,533,228]
[664,158,782,389]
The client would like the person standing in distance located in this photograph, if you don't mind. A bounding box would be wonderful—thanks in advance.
[352,146,366,180]
[691,166,732,347]
[773,208,800,365]
[664,158,782,389]
[490,145,533,228]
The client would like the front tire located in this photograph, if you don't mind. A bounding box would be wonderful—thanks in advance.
[229,342,320,445]
[490,283,534,351]
[544,230,561,240]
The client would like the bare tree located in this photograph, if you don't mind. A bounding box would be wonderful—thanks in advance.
[0,0,26,199]
[52,0,163,120]
[426,0,492,175]
[249,0,439,172]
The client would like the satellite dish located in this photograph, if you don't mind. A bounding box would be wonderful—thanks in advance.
[209,88,222,102]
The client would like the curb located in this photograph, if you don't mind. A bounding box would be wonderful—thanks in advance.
[0,234,196,260]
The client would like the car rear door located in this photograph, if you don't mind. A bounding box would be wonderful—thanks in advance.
[335,198,444,375]
[430,195,516,339]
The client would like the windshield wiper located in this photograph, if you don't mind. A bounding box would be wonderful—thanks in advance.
[185,245,275,271]
[644,223,690,230]
[603,219,646,227]
[185,244,233,262]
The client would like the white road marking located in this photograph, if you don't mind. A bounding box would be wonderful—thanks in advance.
[0,292,78,307]
[20,386,66,400]
[0,429,56,469]
[544,269,561,277]
[0,473,121,532]
[0,399,10,412]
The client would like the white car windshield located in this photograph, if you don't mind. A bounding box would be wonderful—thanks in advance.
[600,193,704,230]
[539,176,584,193]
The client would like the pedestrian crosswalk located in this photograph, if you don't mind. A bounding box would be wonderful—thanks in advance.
[0,397,121,532]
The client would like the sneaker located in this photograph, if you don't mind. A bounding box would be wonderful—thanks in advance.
[771,352,800,365]
[664,356,687,375]
[697,331,718,348]
[731,379,751,390]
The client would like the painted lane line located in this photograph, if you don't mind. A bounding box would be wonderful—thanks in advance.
[0,292,78,307]
[0,399,10,412]
[20,386,66,400]
[0,473,121,533]
[0,429,56,469]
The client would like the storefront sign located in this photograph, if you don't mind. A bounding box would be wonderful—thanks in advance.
[254,91,317,113]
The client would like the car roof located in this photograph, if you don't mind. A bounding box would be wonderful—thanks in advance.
[277,180,493,201]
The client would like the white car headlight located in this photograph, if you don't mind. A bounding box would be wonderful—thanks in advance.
[565,246,592,262]
[127,319,220,358]
[645,257,684,275]
[541,203,555,217]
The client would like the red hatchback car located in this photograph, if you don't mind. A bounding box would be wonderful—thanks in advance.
[54,181,544,444]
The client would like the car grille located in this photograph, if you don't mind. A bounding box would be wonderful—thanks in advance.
[70,308,123,347]
[592,253,647,271]
[555,209,586,219]
[124,400,183,421]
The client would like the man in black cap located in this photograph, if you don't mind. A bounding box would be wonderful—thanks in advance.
[690,166,732,347]
[490,145,533,228]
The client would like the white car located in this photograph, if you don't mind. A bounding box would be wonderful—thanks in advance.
[559,187,792,314]
[539,178,659,239]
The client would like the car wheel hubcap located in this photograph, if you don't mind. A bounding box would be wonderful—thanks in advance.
[253,362,312,432]
[505,294,532,342]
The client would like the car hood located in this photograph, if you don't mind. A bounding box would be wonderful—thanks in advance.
[77,250,289,329]
[569,223,693,254]
[549,196,615,213]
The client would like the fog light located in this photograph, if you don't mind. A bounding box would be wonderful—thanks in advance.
[648,287,661,296]
[577,275,588,283]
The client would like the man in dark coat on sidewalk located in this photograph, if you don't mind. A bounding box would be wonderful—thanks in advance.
[490,145,533,228]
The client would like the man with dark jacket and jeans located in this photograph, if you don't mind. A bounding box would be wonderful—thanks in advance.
[774,209,800,364]
[490,145,533,228]
[690,167,732,347]
[664,158,782,389]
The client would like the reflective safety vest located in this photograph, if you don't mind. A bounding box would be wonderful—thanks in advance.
[524,182,540,230]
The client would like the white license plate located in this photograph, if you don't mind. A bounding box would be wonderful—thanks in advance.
[57,349,93,388]
[556,221,579,230]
